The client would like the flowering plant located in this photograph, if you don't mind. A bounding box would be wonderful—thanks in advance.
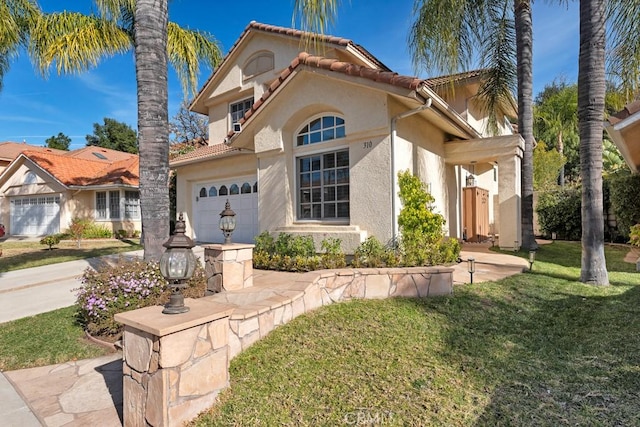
[75,257,205,337]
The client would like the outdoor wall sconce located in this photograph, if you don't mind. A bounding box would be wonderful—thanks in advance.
[160,213,196,314]
[467,257,476,284]
[465,174,476,187]
[528,248,537,271]
[219,199,237,244]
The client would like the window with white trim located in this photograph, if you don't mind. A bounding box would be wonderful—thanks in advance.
[24,171,37,185]
[96,192,108,219]
[124,191,140,219]
[298,149,349,219]
[297,115,345,146]
[109,191,120,218]
[230,98,254,126]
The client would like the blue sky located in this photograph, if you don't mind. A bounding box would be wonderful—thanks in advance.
[0,0,579,149]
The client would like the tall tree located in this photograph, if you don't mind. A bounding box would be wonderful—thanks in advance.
[28,1,222,261]
[170,100,208,144]
[577,0,608,285]
[86,117,138,153]
[514,0,536,250]
[133,0,170,261]
[45,131,71,150]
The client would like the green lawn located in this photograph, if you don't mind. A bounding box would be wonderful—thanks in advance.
[1,241,638,425]
[191,242,640,426]
[0,238,142,272]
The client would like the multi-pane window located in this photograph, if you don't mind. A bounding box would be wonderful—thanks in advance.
[298,149,349,219]
[96,192,107,219]
[109,191,120,219]
[230,98,254,125]
[297,116,345,146]
[124,191,140,219]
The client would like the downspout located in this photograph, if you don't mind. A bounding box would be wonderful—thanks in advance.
[390,97,432,243]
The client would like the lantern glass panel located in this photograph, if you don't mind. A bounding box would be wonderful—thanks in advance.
[160,248,196,280]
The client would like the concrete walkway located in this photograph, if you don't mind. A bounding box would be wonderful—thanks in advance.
[0,243,527,426]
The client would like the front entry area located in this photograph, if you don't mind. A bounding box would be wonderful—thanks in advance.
[10,195,60,236]
[193,176,258,244]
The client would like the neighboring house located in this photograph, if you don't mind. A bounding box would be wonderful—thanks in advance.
[0,144,140,237]
[606,100,640,173]
[0,141,67,174]
[170,22,525,251]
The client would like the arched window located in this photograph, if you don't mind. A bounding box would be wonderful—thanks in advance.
[241,183,252,194]
[297,115,345,146]
[243,51,274,79]
[209,186,218,197]
[219,185,228,196]
[24,171,37,185]
[199,187,207,198]
[230,184,239,195]
[253,182,258,193]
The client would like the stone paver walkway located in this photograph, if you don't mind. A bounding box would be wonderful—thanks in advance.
[3,243,527,426]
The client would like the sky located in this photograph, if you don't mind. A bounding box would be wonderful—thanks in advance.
[0,0,580,149]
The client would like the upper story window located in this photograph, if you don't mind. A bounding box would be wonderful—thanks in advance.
[230,98,254,125]
[297,115,345,146]
[24,171,37,185]
[243,51,274,79]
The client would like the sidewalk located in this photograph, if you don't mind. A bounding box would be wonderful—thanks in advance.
[0,243,527,426]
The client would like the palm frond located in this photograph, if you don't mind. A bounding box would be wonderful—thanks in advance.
[94,0,135,24]
[606,0,640,101]
[292,0,340,53]
[167,22,222,98]
[476,0,517,135]
[28,11,131,76]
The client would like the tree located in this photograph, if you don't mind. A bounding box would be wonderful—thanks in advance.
[577,0,608,285]
[533,141,565,191]
[408,0,537,248]
[170,100,208,144]
[28,1,222,260]
[45,132,71,150]
[0,0,39,92]
[86,117,138,153]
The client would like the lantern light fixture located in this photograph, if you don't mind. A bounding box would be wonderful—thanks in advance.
[219,199,237,244]
[528,248,537,271]
[160,213,196,314]
[467,257,476,284]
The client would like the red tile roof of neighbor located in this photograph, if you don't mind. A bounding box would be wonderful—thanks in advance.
[169,143,241,165]
[609,100,640,125]
[21,150,139,187]
[0,142,66,162]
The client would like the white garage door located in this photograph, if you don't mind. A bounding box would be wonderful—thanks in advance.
[10,195,61,236]
[193,176,258,244]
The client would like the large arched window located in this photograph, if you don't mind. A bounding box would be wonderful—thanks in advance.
[296,115,345,146]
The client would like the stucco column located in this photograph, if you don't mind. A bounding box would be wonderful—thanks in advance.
[497,154,522,250]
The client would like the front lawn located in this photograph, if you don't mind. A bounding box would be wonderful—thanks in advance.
[0,238,142,272]
[191,242,640,426]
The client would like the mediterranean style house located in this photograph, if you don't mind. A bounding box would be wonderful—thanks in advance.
[170,22,525,252]
[0,142,141,237]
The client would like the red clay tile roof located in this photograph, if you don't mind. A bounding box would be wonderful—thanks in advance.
[609,100,640,125]
[169,143,241,165]
[64,146,136,162]
[21,150,139,187]
[0,142,66,162]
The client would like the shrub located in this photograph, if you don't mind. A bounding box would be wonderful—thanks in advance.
[397,170,459,265]
[320,237,346,269]
[536,188,582,240]
[115,229,141,239]
[75,258,206,337]
[630,224,640,247]
[83,223,113,239]
[254,231,275,254]
[609,174,640,239]
[40,234,62,250]
[274,233,315,258]
[67,217,92,248]
[352,236,399,268]
[253,232,347,271]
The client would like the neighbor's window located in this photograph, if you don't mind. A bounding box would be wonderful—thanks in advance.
[96,192,107,219]
[298,149,349,219]
[124,191,140,220]
[109,191,120,219]
[297,115,345,146]
[230,98,254,125]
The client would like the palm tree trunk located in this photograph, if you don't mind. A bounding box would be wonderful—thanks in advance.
[557,130,564,187]
[515,0,536,250]
[578,0,609,285]
[134,0,170,261]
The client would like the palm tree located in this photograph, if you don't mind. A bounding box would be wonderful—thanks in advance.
[577,0,608,285]
[27,0,222,260]
[0,0,39,92]
[408,0,538,249]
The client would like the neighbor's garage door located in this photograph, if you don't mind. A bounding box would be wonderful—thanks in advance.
[10,195,61,236]
[193,176,258,244]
